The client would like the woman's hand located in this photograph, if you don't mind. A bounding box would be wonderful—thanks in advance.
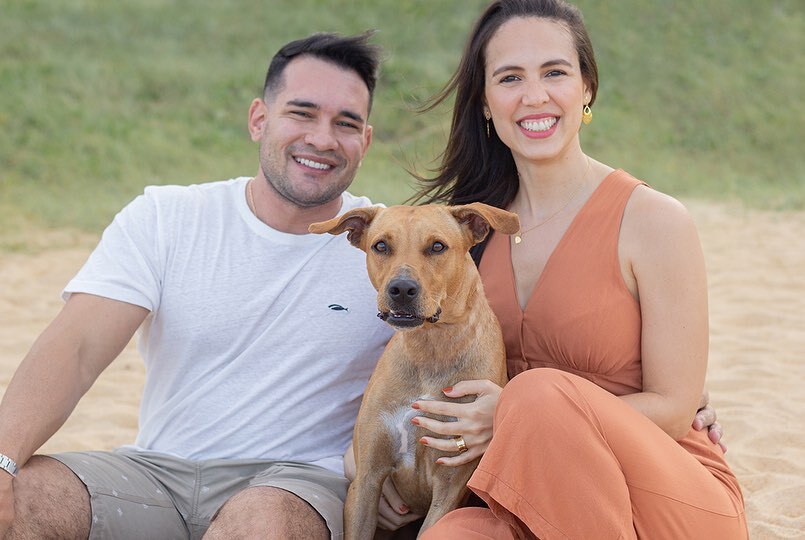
[375,477,422,531]
[692,389,727,453]
[411,379,502,466]
[342,442,423,531]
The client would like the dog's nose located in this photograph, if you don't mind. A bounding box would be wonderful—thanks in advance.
[387,278,419,303]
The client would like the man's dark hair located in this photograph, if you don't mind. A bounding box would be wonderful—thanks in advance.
[263,31,382,114]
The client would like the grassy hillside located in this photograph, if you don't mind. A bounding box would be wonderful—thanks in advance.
[1,0,802,247]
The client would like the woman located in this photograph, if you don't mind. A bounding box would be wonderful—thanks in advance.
[408,0,747,537]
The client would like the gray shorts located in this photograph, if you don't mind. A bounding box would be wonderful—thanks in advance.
[51,448,349,540]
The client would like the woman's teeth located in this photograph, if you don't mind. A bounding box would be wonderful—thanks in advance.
[520,117,557,132]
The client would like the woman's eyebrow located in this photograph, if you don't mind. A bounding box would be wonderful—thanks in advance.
[490,58,573,77]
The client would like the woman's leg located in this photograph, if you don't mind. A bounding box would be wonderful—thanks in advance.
[421,507,522,539]
[463,369,746,539]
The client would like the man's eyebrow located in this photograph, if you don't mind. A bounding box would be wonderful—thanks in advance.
[286,99,365,124]
[340,110,365,124]
[287,99,317,109]
[491,58,574,77]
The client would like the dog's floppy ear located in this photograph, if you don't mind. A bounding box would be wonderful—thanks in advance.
[308,206,380,249]
[450,203,520,246]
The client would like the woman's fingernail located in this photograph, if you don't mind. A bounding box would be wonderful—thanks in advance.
[411,417,420,425]
[419,437,428,446]
[411,402,420,410]
[400,504,409,513]
[442,386,453,394]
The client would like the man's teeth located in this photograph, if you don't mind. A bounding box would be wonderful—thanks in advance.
[520,117,557,132]
[296,157,332,170]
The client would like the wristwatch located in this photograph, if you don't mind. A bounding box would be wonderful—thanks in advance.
[0,453,18,477]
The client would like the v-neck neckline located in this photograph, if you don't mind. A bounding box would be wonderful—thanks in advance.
[506,170,619,314]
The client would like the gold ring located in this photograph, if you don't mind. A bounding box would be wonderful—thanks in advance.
[454,436,469,454]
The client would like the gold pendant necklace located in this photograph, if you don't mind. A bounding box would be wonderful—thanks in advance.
[513,158,590,244]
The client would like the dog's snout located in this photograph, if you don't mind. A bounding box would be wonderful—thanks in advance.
[387,278,419,303]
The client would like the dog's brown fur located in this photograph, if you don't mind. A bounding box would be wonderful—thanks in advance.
[310,203,519,539]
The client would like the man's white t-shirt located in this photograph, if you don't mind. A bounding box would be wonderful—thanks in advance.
[63,177,393,474]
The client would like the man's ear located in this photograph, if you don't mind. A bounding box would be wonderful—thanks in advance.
[308,206,381,250]
[248,98,268,142]
[361,124,373,160]
[450,203,520,246]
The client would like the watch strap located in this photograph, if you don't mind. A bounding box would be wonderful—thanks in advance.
[0,453,18,477]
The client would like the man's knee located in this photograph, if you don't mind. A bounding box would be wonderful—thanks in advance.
[205,486,328,539]
[6,455,91,539]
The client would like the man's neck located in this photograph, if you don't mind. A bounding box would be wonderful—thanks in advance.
[248,176,344,234]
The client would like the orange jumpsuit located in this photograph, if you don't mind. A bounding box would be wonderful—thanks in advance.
[422,171,747,539]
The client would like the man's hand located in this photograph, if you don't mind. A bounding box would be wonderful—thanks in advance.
[342,443,422,531]
[692,389,727,453]
[0,473,15,537]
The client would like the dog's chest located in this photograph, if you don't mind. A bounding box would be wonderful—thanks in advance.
[380,406,419,469]
[378,395,444,467]
[378,394,460,467]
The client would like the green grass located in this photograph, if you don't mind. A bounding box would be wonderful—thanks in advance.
[1,0,802,249]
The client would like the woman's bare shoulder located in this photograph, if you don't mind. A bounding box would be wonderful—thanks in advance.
[624,184,696,234]
[620,183,702,266]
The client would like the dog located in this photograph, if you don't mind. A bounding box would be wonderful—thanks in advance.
[309,202,520,538]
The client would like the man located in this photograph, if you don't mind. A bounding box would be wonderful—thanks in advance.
[0,32,393,539]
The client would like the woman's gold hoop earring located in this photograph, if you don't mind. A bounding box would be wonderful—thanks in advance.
[582,104,593,125]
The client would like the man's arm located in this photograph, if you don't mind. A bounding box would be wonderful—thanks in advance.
[0,293,148,530]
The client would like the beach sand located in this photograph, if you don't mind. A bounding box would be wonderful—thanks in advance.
[1,200,803,538]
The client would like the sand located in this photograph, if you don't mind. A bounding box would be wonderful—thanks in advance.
[0,200,803,538]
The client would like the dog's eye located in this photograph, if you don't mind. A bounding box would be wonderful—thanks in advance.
[372,241,388,253]
[431,242,446,253]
